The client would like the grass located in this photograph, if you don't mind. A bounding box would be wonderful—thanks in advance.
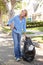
[2,27,11,33]
[27,27,43,32]
[32,36,43,44]
[26,32,34,34]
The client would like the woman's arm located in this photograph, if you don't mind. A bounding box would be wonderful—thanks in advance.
[7,17,15,30]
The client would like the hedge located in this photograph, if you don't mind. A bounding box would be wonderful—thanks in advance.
[26,21,43,28]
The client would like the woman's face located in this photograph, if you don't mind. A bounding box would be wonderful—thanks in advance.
[20,10,27,17]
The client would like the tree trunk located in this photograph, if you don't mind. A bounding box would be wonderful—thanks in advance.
[0,10,4,27]
[3,0,16,19]
[11,0,16,7]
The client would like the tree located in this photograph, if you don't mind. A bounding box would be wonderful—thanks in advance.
[0,0,7,24]
[14,2,22,9]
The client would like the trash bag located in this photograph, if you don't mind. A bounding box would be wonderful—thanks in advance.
[22,37,35,62]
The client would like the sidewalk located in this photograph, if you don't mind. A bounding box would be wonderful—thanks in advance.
[0,32,43,65]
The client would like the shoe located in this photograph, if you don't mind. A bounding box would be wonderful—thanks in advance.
[16,58,21,62]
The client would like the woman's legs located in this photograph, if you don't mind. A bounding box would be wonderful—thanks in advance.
[17,34,21,58]
[12,31,21,58]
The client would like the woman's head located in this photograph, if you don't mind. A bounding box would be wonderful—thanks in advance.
[20,9,27,18]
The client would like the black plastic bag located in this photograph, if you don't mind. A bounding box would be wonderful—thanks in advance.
[22,37,35,62]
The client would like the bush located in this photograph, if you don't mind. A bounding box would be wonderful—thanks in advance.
[26,21,43,28]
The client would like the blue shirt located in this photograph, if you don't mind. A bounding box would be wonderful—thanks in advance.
[7,15,26,34]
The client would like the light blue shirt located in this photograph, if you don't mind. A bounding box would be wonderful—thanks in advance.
[7,15,26,34]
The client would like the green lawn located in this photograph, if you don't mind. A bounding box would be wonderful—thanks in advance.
[32,36,43,44]
[2,26,11,33]
[26,27,43,44]
[26,32,34,34]
[27,27,43,32]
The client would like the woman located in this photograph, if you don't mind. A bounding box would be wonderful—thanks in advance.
[7,9,27,61]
